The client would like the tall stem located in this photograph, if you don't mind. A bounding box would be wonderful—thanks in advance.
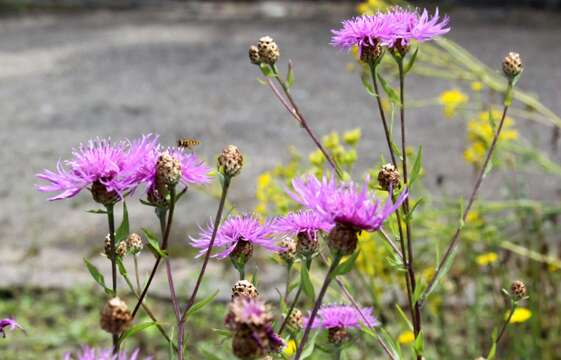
[278,257,312,335]
[283,263,292,303]
[495,301,516,346]
[105,204,119,353]
[294,254,342,360]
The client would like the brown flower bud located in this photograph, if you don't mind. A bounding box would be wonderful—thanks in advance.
[232,280,259,300]
[511,280,527,300]
[257,36,280,65]
[230,240,254,268]
[360,43,384,64]
[327,223,358,256]
[232,327,265,359]
[91,180,118,205]
[287,308,304,331]
[100,297,132,334]
[104,234,113,258]
[249,45,261,65]
[502,52,523,78]
[328,326,350,345]
[377,163,400,191]
[126,233,144,254]
[218,145,243,178]
[156,151,182,188]
[296,232,319,258]
[116,241,128,257]
[278,237,297,264]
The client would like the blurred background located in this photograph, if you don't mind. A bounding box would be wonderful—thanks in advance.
[1,0,560,359]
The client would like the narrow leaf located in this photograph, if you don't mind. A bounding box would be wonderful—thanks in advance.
[395,304,413,331]
[286,60,295,88]
[120,321,157,342]
[259,63,274,78]
[115,202,130,242]
[404,47,419,74]
[143,228,166,258]
[186,290,219,317]
[86,209,107,214]
[333,251,360,277]
[300,330,320,359]
[413,330,424,356]
[377,72,400,104]
[409,146,423,186]
[84,258,112,295]
[300,265,315,301]
[116,258,128,277]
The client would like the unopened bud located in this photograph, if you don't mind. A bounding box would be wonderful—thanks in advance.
[257,36,280,65]
[296,232,319,258]
[278,238,297,264]
[116,241,128,257]
[156,151,182,188]
[511,280,527,300]
[91,180,118,206]
[377,163,400,191]
[231,280,259,300]
[360,43,384,64]
[327,223,358,256]
[328,326,350,345]
[249,45,261,65]
[287,308,304,332]
[127,233,144,254]
[100,297,132,334]
[218,145,243,178]
[502,52,523,78]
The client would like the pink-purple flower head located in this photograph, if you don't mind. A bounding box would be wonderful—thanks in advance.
[190,214,281,259]
[64,347,151,360]
[288,175,407,232]
[304,305,379,330]
[0,317,24,338]
[384,7,450,47]
[330,14,396,52]
[272,210,333,240]
[36,135,157,203]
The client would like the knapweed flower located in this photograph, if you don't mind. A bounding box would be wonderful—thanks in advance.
[64,347,150,360]
[273,210,333,257]
[36,135,156,204]
[190,214,280,260]
[0,318,24,338]
[289,175,407,255]
[304,305,379,345]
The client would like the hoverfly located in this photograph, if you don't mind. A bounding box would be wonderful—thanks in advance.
[177,138,201,150]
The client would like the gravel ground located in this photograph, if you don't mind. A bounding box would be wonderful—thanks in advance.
[0,3,560,291]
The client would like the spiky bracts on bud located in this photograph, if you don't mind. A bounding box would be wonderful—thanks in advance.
[377,163,400,191]
[230,240,254,270]
[328,326,350,345]
[127,233,144,254]
[327,223,358,256]
[232,280,259,300]
[91,180,119,206]
[502,52,523,78]
[100,297,132,334]
[287,308,304,332]
[218,145,243,178]
[116,241,128,257]
[257,36,280,65]
[278,238,297,264]
[296,232,319,258]
[511,280,527,300]
[249,45,261,65]
[104,234,113,258]
[156,151,182,189]
[360,43,384,64]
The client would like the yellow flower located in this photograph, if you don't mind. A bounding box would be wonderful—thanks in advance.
[322,132,340,150]
[398,330,415,344]
[438,89,468,119]
[464,143,486,165]
[343,128,362,146]
[476,252,498,266]
[309,149,325,166]
[421,267,435,282]
[466,210,481,224]
[471,81,483,92]
[284,339,297,356]
[509,307,532,324]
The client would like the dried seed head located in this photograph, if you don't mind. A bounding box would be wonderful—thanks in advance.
[360,43,384,64]
[116,241,128,257]
[91,180,118,206]
[100,297,132,334]
[327,223,358,256]
[257,36,280,65]
[278,237,297,264]
[156,151,182,188]
[502,52,523,78]
[127,233,144,254]
[328,326,350,345]
[377,163,400,191]
[511,280,527,300]
[296,232,319,258]
[218,145,243,178]
[287,308,304,331]
[232,280,259,300]
[249,45,261,65]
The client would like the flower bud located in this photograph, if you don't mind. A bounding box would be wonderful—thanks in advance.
[511,280,527,300]
[286,308,304,332]
[100,297,132,334]
[360,43,383,64]
[328,326,350,345]
[249,45,261,65]
[104,234,113,258]
[116,241,128,258]
[232,327,265,359]
[127,233,144,254]
[278,238,297,264]
[296,232,319,258]
[257,36,280,65]
[156,151,182,188]
[91,180,118,206]
[327,223,358,256]
[218,145,243,178]
[230,240,254,269]
[377,163,400,191]
[502,52,523,78]
[232,280,259,300]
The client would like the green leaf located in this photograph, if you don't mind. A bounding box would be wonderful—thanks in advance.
[395,304,414,331]
[413,330,424,356]
[412,279,427,305]
[377,72,400,104]
[120,321,157,343]
[409,146,423,186]
[362,327,402,360]
[361,71,376,97]
[143,228,167,258]
[115,202,130,243]
[487,341,497,360]
[300,264,315,301]
[403,47,419,74]
[259,63,274,78]
[300,330,320,359]
[332,251,360,277]
[286,60,295,88]
[86,208,107,214]
[84,258,112,295]
[419,244,460,306]
[212,328,232,338]
[186,290,219,317]
[406,198,424,222]
[116,258,128,277]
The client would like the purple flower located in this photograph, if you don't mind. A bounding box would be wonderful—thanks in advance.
[330,14,397,51]
[63,347,150,360]
[384,7,450,46]
[304,305,380,329]
[36,135,157,202]
[190,214,280,259]
[288,175,407,232]
[0,317,24,338]
[134,145,211,193]
[272,210,333,239]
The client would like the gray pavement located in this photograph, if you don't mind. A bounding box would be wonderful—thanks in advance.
[0,3,560,293]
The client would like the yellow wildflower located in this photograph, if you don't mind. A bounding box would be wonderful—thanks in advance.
[322,132,340,150]
[466,210,481,224]
[357,0,387,15]
[284,339,297,356]
[343,128,362,146]
[398,330,415,344]
[421,267,435,282]
[509,307,532,324]
[471,81,483,92]
[438,89,468,119]
[309,149,325,166]
[476,252,498,266]
[464,143,486,165]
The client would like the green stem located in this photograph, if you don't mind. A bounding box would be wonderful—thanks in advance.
[494,301,516,351]
[105,204,119,353]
